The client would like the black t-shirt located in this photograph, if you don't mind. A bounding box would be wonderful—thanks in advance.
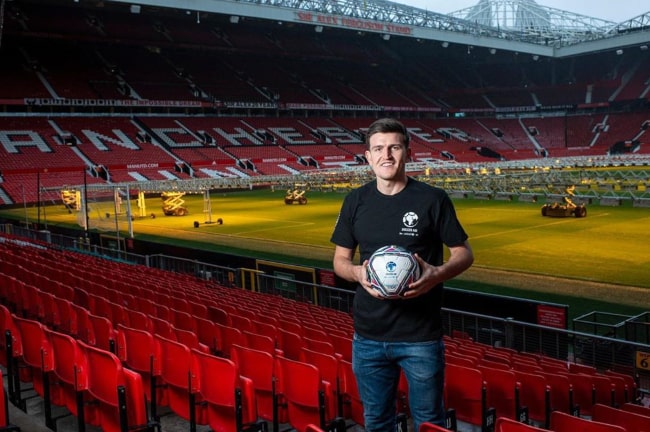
[330,177,468,342]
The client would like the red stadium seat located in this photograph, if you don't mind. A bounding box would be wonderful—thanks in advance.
[539,372,575,415]
[115,324,162,414]
[45,328,95,431]
[592,403,650,432]
[87,313,117,353]
[13,316,57,427]
[513,370,551,428]
[230,344,277,423]
[276,327,305,361]
[550,410,626,432]
[51,296,76,335]
[338,359,363,427]
[243,330,277,357]
[476,365,521,420]
[192,348,267,432]
[0,306,23,407]
[329,334,352,362]
[194,315,221,354]
[300,347,342,419]
[214,323,245,359]
[621,402,650,417]
[251,319,279,346]
[154,334,207,427]
[605,370,637,403]
[274,355,346,432]
[123,308,153,333]
[564,372,596,417]
[445,363,496,430]
[495,417,547,431]
[173,326,210,353]
[148,314,176,340]
[77,339,153,432]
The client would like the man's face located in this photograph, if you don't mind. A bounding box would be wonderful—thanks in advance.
[365,132,410,182]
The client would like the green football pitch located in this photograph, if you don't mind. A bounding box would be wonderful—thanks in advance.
[3,188,649,316]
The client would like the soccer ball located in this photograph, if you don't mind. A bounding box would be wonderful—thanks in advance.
[367,245,420,299]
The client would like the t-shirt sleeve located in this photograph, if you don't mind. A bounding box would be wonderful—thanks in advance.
[439,192,469,247]
[330,193,358,250]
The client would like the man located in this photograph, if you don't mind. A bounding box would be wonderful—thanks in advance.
[330,118,474,431]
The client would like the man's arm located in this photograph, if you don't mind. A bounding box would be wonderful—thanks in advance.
[333,245,378,297]
[404,240,474,298]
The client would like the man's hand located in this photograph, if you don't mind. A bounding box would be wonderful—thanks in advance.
[400,253,439,299]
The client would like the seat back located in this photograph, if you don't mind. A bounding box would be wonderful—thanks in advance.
[13,315,51,368]
[540,372,574,414]
[275,355,331,432]
[123,308,153,332]
[276,328,305,361]
[144,314,172,339]
[77,339,149,432]
[621,402,650,417]
[477,365,520,420]
[592,403,650,432]
[338,359,363,427]
[116,324,158,375]
[214,323,244,358]
[44,328,89,427]
[243,331,276,356]
[513,370,550,426]
[565,372,596,416]
[51,296,76,335]
[115,324,160,413]
[231,344,276,422]
[192,348,260,432]
[446,363,491,427]
[194,315,220,353]
[70,303,92,342]
[550,410,626,432]
[329,334,352,362]
[13,316,53,399]
[45,328,87,390]
[495,417,547,431]
[40,291,59,329]
[87,313,116,352]
[300,347,341,419]
[154,334,202,423]
[0,304,22,359]
[419,422,452,431]
[171,309,196,333]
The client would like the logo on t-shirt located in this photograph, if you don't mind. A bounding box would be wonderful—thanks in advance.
[402,212,418,227]
[400,212,419,237]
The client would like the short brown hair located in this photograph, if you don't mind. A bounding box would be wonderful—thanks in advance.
[365,118,410,149]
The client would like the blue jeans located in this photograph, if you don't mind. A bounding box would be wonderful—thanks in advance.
[352,333,445,432]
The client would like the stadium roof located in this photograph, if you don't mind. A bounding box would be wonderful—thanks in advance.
[104,0,650,57]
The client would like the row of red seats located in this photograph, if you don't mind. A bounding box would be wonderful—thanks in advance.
[1,294,358,432]
[0,236,358,431]
[446,336,637,422]
[1,235,646,432]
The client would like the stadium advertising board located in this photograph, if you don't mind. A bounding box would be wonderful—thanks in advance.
[294,11,413,36]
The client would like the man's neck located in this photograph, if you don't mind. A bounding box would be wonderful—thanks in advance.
[376,177,408,196]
